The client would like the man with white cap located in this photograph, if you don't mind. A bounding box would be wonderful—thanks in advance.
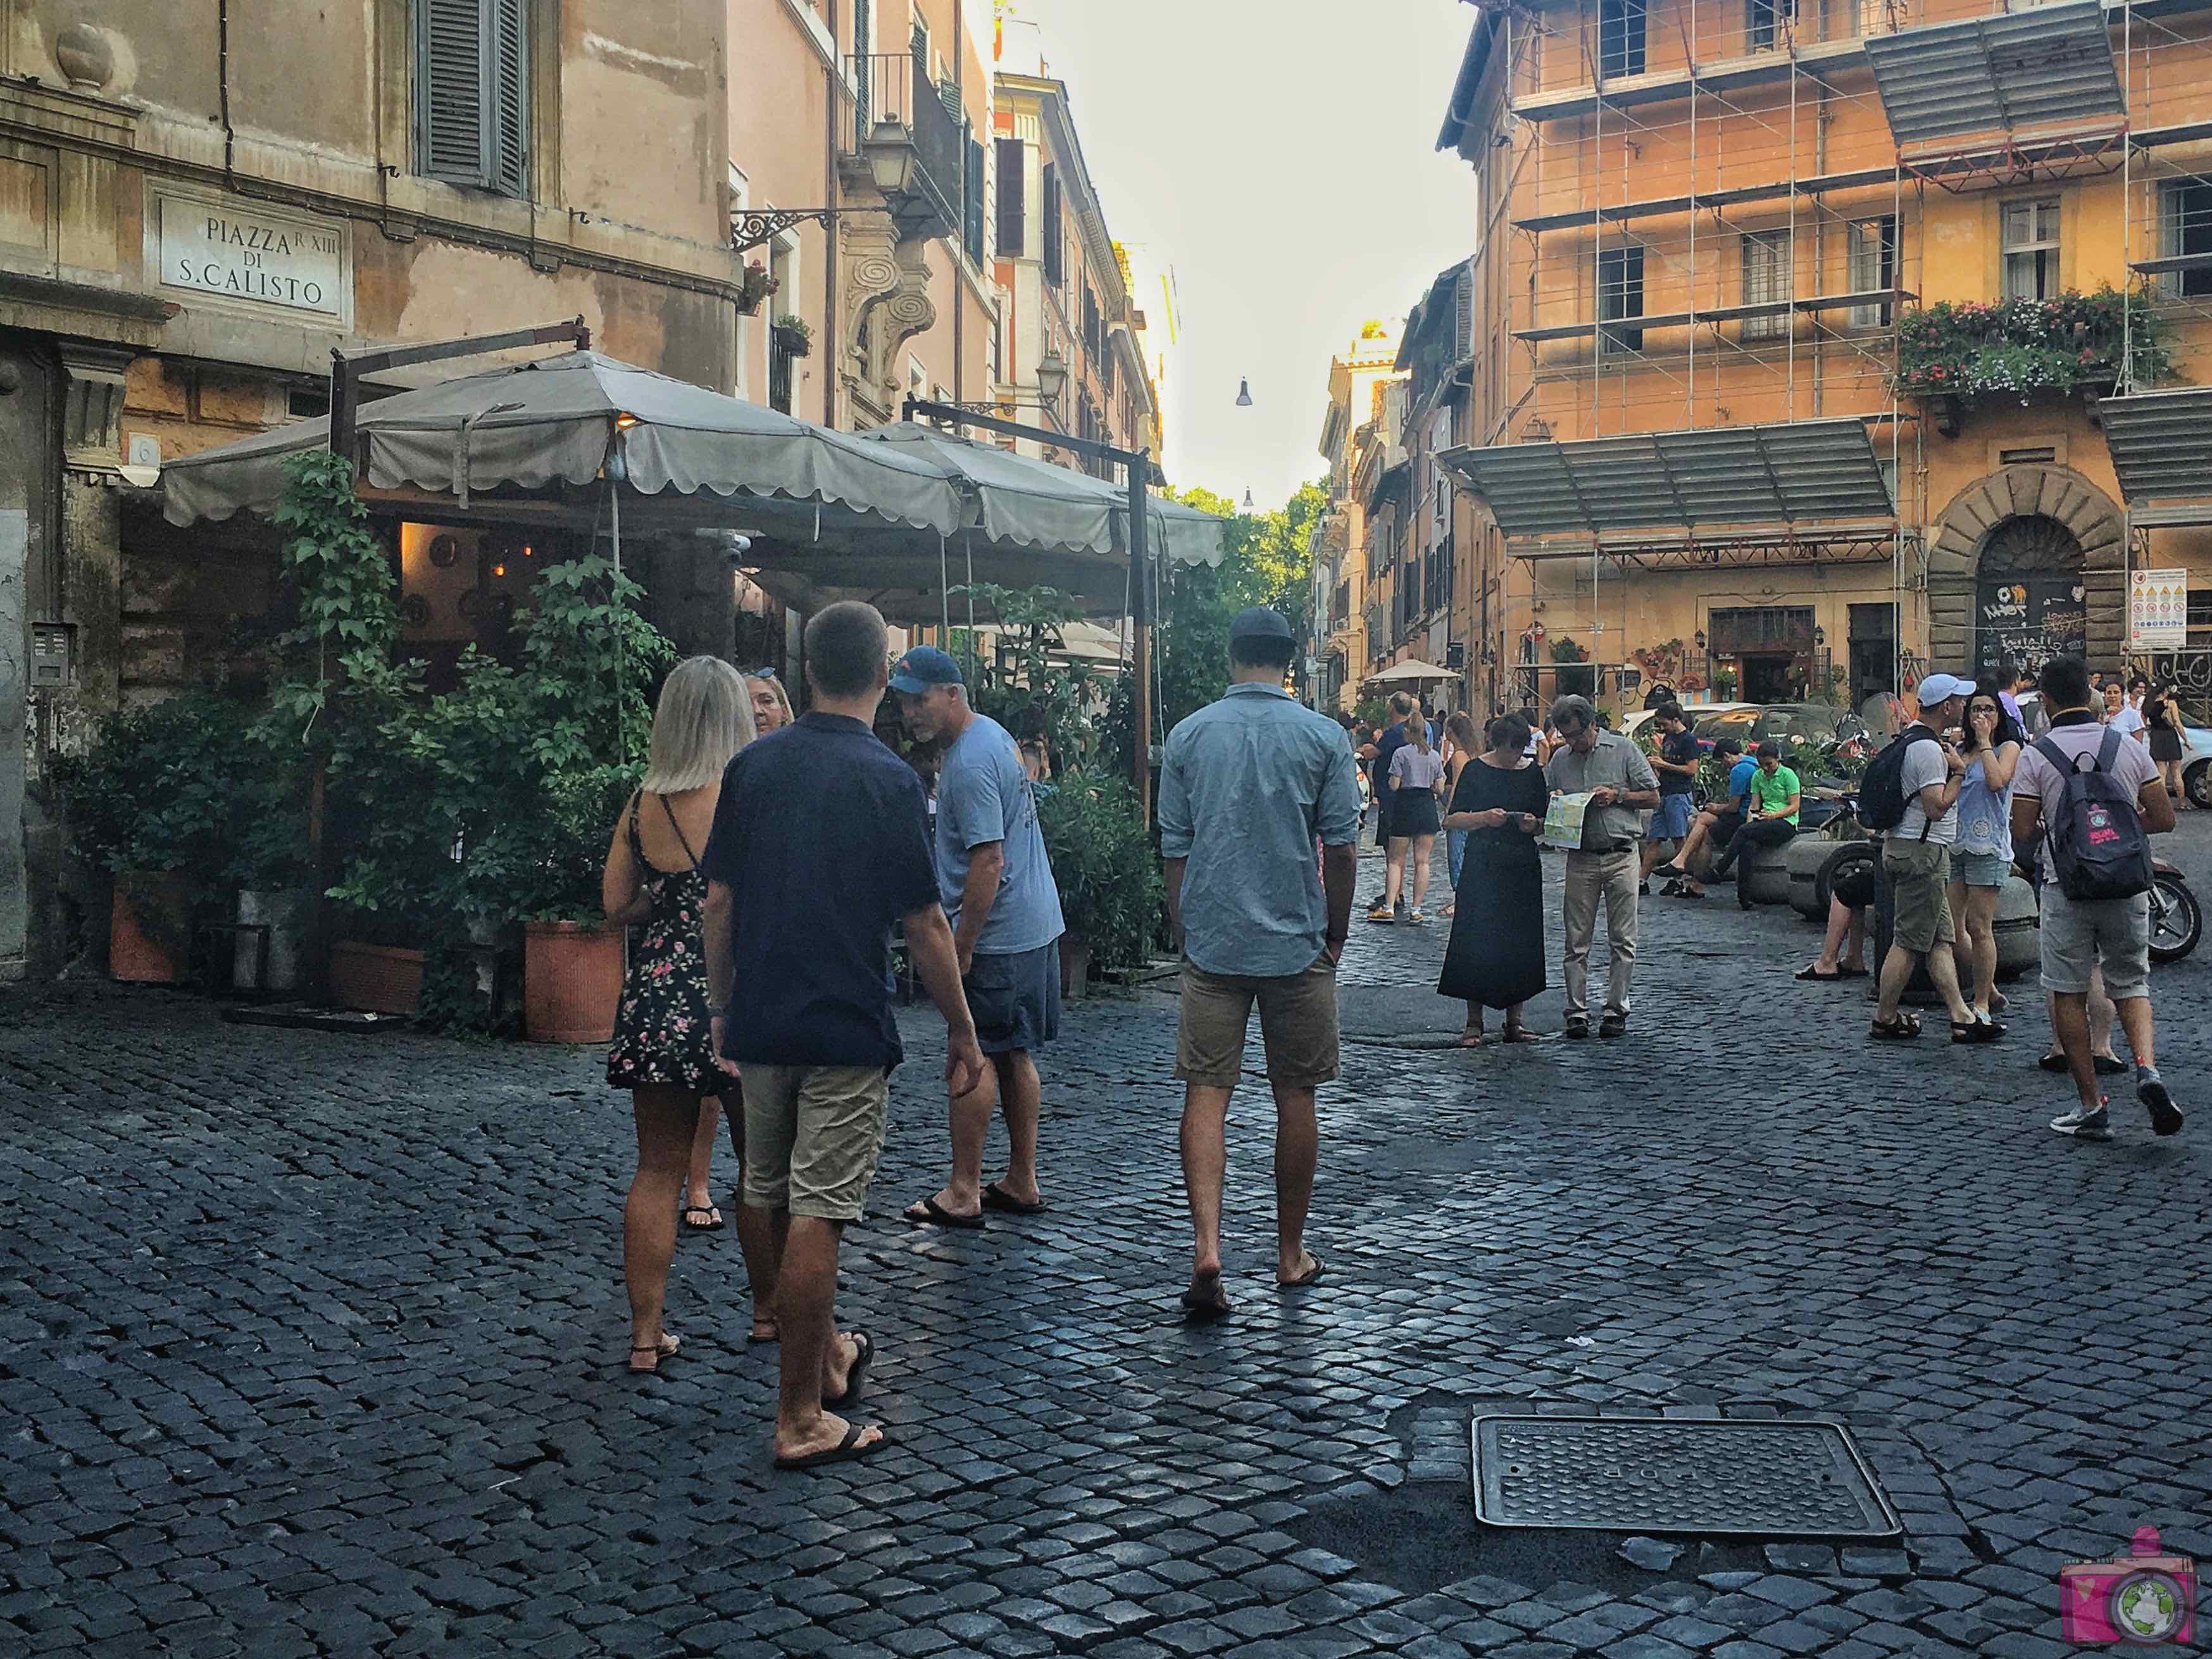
[1871,672,1999,1042]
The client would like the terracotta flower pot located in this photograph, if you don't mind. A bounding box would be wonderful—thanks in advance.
[524,920,625,1044]
[110,871,192,984]
[328,941,424,1016]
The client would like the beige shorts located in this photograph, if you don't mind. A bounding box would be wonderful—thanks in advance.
[1175,956,1340,1090]
[735,1063,889,1222]
[1884,839,1954,954]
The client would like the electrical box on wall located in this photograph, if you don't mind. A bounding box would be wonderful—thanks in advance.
[32,622,75,687]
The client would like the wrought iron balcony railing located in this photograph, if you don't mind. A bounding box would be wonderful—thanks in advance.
[841,52,961,242]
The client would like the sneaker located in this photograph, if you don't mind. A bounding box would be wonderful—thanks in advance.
[2137,1067,2184,1137]
[1407,909,1427,925]
[1598,1015,1627,1039]
[1637,880,1651,896]
[2049,1101,2113,1140]
[1563,1018,1591,1040]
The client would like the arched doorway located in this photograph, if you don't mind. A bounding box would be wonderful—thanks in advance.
[1974,515,2087,679]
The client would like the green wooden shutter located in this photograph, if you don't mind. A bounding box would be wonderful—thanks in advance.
[490,0,530,197]
[963,129,985,265]
[418,0,487,184]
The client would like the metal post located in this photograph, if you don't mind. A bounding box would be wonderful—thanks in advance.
[1130,449,1153,825]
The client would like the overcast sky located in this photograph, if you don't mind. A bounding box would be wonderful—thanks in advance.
[1008,0,1480,510]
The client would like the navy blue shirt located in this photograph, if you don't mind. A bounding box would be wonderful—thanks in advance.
[701,711,940,1070]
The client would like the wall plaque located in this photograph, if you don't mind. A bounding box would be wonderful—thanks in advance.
[151,188,351,325]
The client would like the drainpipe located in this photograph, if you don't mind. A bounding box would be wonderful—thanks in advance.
[218,0,235,185]
[824,0,840,427]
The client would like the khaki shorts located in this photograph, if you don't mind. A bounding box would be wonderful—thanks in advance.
[1175,955,1340,1090]
[2039,882,2151,1001]
[1884,838,1954,954]
[735,1064,889,1222]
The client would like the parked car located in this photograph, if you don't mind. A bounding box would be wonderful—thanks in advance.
[1621,701,1754,747]
[1692,702,1873,755]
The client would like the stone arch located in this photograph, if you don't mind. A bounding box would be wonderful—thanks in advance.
[1925,465,2125,674]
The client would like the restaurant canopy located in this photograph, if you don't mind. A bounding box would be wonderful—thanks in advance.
[160,349,1224,622]
[1365,659,1456,685]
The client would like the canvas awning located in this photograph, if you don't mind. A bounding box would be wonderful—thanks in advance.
[1863,1,2123,149]
[2097,385,2212,527]
[1437,418,1896,544]
[1365,659,1455,685]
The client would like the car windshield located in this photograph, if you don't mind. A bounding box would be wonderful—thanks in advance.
[1694,705,1869,754]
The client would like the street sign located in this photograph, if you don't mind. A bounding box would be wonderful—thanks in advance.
[2131,568,2189,650]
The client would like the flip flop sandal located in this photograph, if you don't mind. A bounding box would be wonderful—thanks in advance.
[981,1181,1049,1216]
[904,1196,985,1230]
[1837,966,1871,978]
[682,1206,724,1232]
[1180,1277,1232,1321]
[628,1332,681,1374]
[1454,1031,1486,1048]
[1500,1027,1542,1043]
[747,1319,778,1345]
[773,1422,889,1472]
[822,1329,873,1410]
[1278,1255,1325,1289]
[1796,966,1842,982]
[2037,1051,2070,1073]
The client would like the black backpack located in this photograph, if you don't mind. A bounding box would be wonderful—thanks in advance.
[1858,724,1933,836]
[2034,729,2154,902]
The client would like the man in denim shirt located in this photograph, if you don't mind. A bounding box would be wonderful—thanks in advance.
[1160,608,1362,1320]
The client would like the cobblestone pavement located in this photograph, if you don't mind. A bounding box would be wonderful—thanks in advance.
[5,820,2211,1658]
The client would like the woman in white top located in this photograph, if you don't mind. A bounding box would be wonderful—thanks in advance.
[1384,718,1447,923]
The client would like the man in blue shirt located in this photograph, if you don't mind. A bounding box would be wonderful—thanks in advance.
[1654,737,1753,901]
[1160,608,1363,1320]
[889,646,1066,1228]
[703,602,984,1472]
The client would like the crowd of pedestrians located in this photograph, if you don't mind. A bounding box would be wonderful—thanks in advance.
[594,601,2188,1469]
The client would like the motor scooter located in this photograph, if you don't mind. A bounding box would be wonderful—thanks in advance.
[2150,856,2200,965]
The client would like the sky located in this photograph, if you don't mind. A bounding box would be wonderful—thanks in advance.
[1007,0,1480,511]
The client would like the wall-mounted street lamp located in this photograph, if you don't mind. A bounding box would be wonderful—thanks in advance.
[1035,349,1070,414]
[1235,377,1253,407]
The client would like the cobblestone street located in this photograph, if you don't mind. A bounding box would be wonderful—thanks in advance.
[5,825,2211,1658]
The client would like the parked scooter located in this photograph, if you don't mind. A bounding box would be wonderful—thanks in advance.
[2150,857,2201,965]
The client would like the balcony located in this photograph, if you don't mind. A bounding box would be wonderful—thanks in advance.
[841,53,962,242]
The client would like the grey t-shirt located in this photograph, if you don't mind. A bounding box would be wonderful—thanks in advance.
[1544,730,1660,851]
[934,713,1065,955]
[1390,745,1446,794]
[1894,732,1959,845]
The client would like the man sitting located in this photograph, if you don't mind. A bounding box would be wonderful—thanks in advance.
[1706,740,1801,910]
[1654,737,1752,900]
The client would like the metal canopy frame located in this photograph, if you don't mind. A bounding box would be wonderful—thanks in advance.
[1505,527,1906,571]
[1437,418,1897,541]
[2099,385,2212,526]
[1865,2,2126,151]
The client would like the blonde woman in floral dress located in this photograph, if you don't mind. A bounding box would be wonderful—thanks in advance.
[602,657,766,1374]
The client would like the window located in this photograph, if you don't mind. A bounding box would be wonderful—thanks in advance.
[1597,246,1645,355]
[1747,0,1793,51]
[1084,287,1101,358]
[995,138,1025,257]
[962,127,985,266]
[1740,230,1792,341]
[2159,179,2212,298]
[2002,198,2061,300]
[415,0,529,196]
[1599,0,1647,77]
[766,232,800,415]
[1847,216,1897,327]
[1041,163,1063,287]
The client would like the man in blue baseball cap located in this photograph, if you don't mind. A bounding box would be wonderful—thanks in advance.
[891,642,1066,1229]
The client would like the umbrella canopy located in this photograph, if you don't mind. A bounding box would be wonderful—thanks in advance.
[161,350,961,535]
[854,422,1226,570]
[1365,659,1455,684]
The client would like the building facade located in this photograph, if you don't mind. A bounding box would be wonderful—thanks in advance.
[1435,0,2212,725]
[1,0,745,979]
[1311,320,1403,713]
[992,18,1158,472]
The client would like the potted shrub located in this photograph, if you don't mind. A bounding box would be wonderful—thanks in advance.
[738,260,779,316]
[772,313,813,358]
[1038,775,1163,999]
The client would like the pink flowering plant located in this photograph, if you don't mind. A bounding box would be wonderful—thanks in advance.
[1892,287,2173,399]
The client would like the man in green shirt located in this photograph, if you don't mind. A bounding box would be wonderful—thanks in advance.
[1707,740,1800,910]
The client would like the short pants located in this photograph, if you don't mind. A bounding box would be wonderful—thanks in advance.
[965,940,1062,1055]
[2039,882,2151,1001]
[1953,850,2011,889]
[736,1064,889,1222]
[1884,838,1954,954]
[1175,955,1340,1090]
[1653,793,1694,842]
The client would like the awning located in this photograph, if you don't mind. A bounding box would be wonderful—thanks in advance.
[1864,1,2123,149]
[162,350,961,535]
[2097,385,2212,527]
[1365,659,1455,685]
[1437,418,1896,542]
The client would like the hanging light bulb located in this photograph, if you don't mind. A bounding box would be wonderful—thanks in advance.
[1235,378,1253,408]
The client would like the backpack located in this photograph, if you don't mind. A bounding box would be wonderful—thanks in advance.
[1858,724,1933,836]
[2034,729,2154,902]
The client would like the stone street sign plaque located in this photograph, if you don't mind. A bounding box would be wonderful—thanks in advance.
[153,187,350,325]
[1472,1415,1902,1538]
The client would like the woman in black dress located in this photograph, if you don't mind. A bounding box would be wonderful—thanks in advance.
[1438,713,1549,1044]
[601,657,759,1374]
[2146,680,2191,810]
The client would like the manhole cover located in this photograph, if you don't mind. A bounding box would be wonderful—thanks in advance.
[1472,1415,1901,1538]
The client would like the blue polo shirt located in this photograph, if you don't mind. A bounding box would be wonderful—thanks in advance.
[1159,682,1364,978]
[701,711,940,1070]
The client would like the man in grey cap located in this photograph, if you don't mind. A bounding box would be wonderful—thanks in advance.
[1870,672,1997,1042]
[1160,606,1363,1319]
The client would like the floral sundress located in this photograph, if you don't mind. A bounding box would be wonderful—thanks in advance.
[604,794,725,1095]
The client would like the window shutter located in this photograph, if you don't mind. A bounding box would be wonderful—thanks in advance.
[418,0,487,184]
[490,0,530,197]
[964,132,986,266]
[994,138,1024,257]
[1041,165,1062,286]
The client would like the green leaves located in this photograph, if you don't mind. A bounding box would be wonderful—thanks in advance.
[1037,775,1163,970]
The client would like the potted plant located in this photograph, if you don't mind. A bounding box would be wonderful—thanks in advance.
[772,313,813,358]
[1038,775,1163,999]
[1712,667,1739,699]
[739,260,779,316]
